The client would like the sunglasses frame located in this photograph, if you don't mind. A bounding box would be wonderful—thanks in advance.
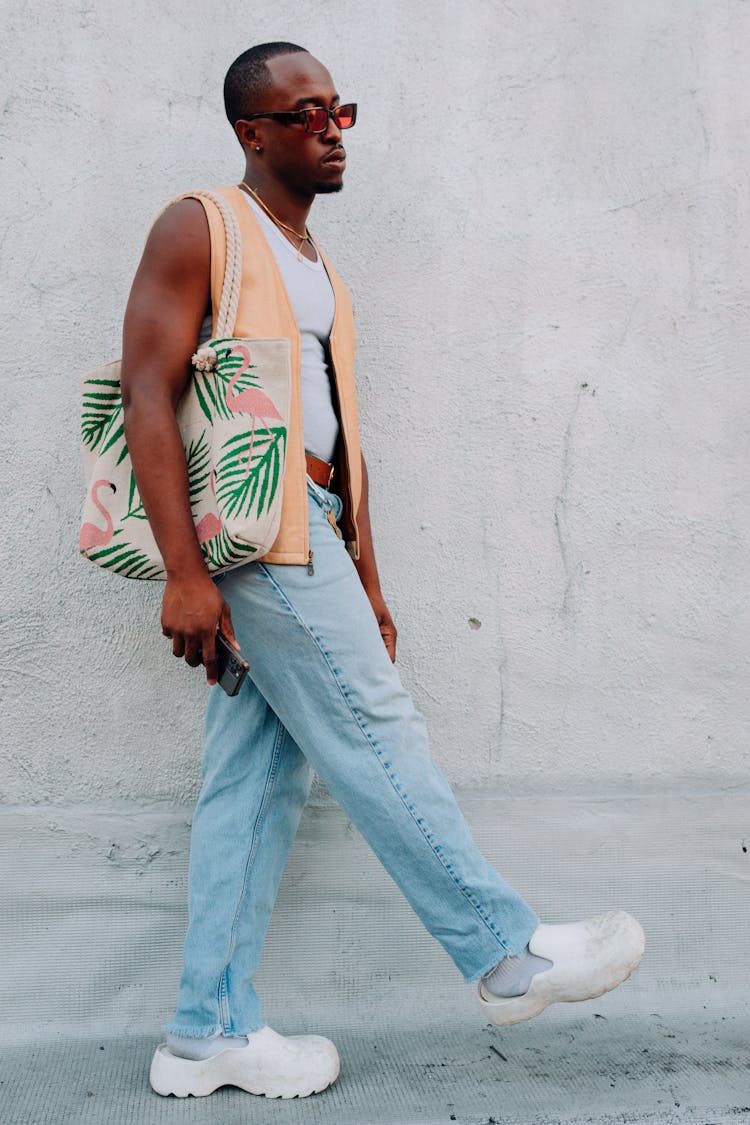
[240,103,357,134]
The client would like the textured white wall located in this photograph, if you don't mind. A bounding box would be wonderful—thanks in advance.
[2,0,748,806]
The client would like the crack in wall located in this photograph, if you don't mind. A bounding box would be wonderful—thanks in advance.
[554,384,589,620]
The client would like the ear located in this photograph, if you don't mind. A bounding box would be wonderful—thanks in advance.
[234,119,262,152]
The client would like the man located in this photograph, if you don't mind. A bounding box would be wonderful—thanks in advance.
[121,42,645,1101]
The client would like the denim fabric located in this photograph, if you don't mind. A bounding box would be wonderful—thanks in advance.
[166,481,539,1037]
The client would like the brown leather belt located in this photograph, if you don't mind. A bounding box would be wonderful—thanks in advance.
[305,453,334,488]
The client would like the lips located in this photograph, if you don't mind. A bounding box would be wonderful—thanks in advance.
[322,148,346,168]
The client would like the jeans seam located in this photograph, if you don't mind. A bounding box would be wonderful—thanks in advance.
[256,563,510,955]
[217,718,285,1033]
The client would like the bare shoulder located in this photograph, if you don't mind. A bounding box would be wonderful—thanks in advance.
[123,197,212,387]
[141,197,211,279]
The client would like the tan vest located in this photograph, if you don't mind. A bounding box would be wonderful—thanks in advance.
[198,185,362,565]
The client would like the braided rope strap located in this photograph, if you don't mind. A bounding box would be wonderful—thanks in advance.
[197,190,243,337]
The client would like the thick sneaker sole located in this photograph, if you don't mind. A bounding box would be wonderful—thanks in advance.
[478,910,645,1027]
[149,1035,340,1099]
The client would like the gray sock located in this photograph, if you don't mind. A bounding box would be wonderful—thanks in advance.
[165,1030,250,1060]
[481,947,553,998]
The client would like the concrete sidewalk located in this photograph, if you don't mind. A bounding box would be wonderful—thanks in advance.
[4,995,747,1125]
[2,791,748,1123]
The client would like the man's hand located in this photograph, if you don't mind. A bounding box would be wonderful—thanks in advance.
[367,590,397,663]
[353,454,397,661]
[161,570,239,685]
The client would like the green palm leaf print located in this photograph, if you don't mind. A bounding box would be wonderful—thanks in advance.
[202,528,259,570]
[123,470,146,521]
[186,431,212,510]
[81,378,122,452]
[215,426,286,521]
[81,530,165,580]
[193,339,263,424]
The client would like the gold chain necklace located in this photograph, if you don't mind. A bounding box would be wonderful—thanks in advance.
[239,181,313,261]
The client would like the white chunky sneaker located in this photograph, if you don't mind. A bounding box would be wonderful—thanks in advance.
[478,910,645,1027]
[149,1025,340,1099]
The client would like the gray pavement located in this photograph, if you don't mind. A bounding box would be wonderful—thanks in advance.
[3,994,748,1125]
[3,791,748,1123]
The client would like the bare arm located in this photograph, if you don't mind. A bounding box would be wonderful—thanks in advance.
[121,199,237,683]
[353,452,397,661]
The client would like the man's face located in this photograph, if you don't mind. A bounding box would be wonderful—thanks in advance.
[244,53,348,196]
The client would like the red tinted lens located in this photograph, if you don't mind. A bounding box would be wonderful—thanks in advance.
[334,104,356,129]
[304,107,329,131]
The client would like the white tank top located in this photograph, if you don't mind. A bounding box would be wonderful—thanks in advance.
[197,195,340,463]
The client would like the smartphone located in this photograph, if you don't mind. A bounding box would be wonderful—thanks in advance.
[215,631,249,697]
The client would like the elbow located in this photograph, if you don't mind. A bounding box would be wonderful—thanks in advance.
[121,381,177,436]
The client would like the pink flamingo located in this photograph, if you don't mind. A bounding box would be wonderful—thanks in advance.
[80,480,116,551]
[224,345,283,473]
[195,469,222,544]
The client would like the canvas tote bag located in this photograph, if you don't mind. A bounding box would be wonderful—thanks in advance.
[79,190,292,579]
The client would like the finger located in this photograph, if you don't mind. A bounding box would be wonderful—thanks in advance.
[202,629,218,686]
[172,635,185,659]
[220,604,241,651]
[184,638,202,668]
[380,626,397,663]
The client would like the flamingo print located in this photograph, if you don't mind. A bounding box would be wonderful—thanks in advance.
[195,469,222,544]
[80,480,116,551]
[224,345,283,473]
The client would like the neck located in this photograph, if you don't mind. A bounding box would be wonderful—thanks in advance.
[242,164,313,235]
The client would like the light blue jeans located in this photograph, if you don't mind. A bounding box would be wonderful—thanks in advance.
[166,481,539,1038]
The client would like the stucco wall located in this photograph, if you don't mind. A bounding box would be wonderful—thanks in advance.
[2,0,748,806]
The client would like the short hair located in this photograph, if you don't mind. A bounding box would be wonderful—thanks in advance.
[224,42,308,127]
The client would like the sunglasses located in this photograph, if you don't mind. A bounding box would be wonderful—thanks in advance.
[241,103,357,134]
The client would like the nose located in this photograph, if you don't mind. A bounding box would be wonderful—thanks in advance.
[320,110,342,145]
